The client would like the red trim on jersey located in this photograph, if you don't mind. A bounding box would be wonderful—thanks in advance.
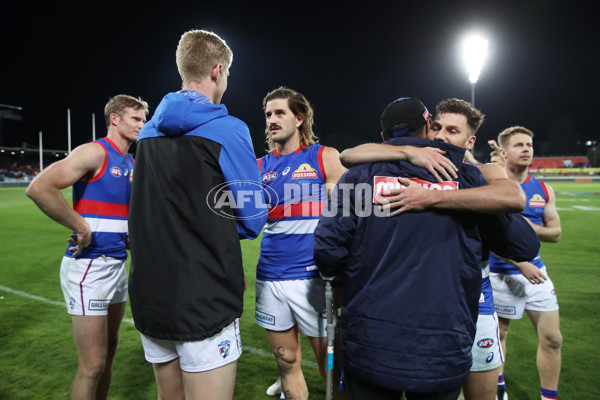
[257,158,263,173]
[317,146,326,181]
[73,199,129,217]
[79,259,94,316]
[539,180,549,202]
[272,145,307,158]
[103,137,121,154]
[525,175,531,184]
[267,201,325,220]
[86,142,108,183]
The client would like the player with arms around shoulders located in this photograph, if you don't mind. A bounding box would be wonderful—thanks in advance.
[26,94,148,400]
[338,98,530,400]
[314,97,539,400]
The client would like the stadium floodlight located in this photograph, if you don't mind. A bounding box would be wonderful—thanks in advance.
[464,35,488,106]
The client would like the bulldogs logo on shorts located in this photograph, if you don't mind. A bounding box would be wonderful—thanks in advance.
[218,340,231,359]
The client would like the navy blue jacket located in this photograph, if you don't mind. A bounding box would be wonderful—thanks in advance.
[314,137,539,392]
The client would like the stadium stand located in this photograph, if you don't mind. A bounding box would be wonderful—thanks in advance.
[530,156,589,170]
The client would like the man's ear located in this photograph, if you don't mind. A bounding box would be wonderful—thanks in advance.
[211,64,222,82]
[466,134,477,150]
[109,113,119,126]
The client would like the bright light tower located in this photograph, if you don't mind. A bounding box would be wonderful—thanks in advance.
[464,35,488,107]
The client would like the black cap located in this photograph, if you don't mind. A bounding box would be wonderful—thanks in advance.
[380,97,431,137]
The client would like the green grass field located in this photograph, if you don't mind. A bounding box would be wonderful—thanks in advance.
[1,181,599,399]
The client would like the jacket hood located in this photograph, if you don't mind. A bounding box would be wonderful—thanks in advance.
[152,92,229,137]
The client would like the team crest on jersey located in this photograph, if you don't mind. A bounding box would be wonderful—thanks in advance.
[292,163,318,179]
[110,166,122,177]
[262,171,278,183]
[528,194,546,208]
[218,340,231,359]
[372,176,459,203]
[129,168,133,183]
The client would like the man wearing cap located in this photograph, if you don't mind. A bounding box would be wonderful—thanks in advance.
[314,97,539,400]
[338,98,527,400]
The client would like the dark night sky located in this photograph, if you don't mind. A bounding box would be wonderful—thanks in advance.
[1,1,598,160]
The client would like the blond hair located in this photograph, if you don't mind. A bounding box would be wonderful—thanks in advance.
[497,126,534,149]
[104,94,149,128]
[176,30,233,85]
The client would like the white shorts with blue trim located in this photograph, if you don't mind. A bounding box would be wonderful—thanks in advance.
[255,278,327,337]
[60,255,127,316]
[490,267,559,319]
[471,312,504,371]
[140,319,242,373]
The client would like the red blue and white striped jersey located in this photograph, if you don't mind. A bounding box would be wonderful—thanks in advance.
[66,137,133,259]
[489,174,548,274]
[257,144,327,280]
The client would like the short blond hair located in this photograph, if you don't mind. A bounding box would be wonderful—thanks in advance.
[104,95,149,128]
[497,126,534,149]
[176,29,233,85]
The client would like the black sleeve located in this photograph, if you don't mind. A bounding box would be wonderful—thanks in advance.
[314,170,358,279]
[477,212,540,262]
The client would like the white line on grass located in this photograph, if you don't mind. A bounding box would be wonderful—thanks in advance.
[0,284,318,368]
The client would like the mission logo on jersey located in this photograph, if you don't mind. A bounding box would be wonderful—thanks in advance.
[373,176,459,203]
[528,194,546,208]
[292,163,318,179]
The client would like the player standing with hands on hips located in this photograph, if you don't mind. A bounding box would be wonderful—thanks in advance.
[26,94,148,400]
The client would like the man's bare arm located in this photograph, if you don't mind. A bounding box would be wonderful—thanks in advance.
[532,183,562,242]
[26,143,105,255]
[492,254,548,284]
[378,163,526,216]
[339,143,457,182]
[322,146,347,195]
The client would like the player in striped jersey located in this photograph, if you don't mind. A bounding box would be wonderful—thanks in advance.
[26,94,148,400]
[255,87,347,400]
[490,126,562,400]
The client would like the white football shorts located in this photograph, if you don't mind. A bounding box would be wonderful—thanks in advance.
[490,267,559,319]
[60,255,127,316]
[140,319,242,372]
[470,312,504,371]
[255,278,327,337]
